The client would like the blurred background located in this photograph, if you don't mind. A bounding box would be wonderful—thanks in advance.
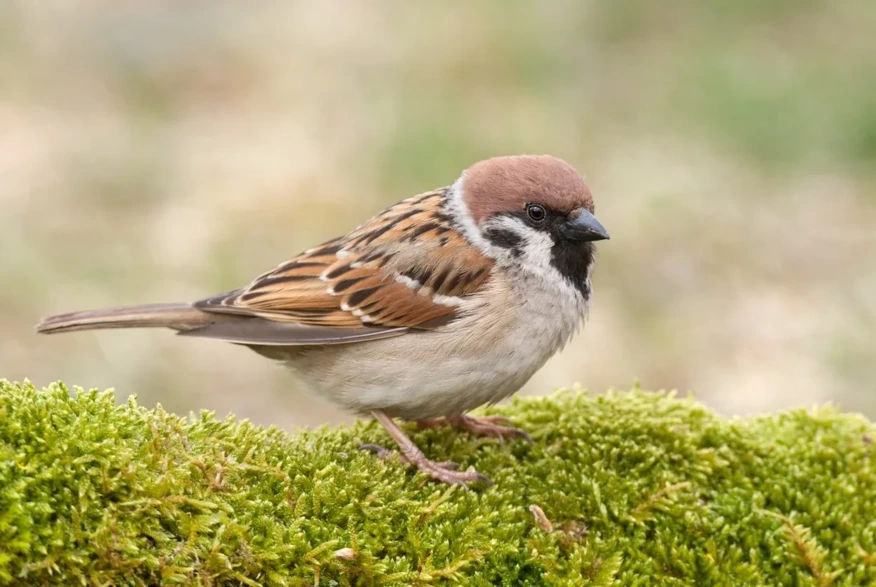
[2,1,875,428]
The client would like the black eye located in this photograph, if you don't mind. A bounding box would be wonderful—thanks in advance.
[526,204,546,223]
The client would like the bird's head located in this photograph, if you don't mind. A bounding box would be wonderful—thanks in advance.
[452,154,609,297]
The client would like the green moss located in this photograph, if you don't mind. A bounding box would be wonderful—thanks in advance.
[1,380,874,586]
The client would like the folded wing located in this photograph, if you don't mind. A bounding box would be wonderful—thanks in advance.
[185,189,494,345]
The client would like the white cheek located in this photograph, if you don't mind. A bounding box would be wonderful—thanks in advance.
[520,227,555,272]
[485,215,554,271]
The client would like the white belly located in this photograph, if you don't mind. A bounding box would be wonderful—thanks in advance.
[275,275,587,420]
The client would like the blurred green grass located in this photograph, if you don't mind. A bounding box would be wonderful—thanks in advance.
[1,1,874,427]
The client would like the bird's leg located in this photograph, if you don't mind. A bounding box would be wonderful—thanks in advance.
[416,414,533,444]
[361,410,492,487]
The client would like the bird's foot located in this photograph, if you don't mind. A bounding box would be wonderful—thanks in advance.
[360,443,458,468]
[417,414,533,444]
[360,443,491,487]
[412,457,492,487]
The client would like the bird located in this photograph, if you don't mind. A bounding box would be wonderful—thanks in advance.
[36,155,610,487]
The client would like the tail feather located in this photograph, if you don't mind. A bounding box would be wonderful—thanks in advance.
[36,303,215,334]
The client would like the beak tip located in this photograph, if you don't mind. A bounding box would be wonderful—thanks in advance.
[569,209,610,242]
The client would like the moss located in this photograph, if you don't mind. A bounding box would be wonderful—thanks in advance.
[1,380,874,586]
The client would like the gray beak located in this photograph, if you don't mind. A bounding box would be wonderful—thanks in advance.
[565,209,610,242]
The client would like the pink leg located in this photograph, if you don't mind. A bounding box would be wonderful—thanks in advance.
[417,414,533,444]
[362,410,492,487]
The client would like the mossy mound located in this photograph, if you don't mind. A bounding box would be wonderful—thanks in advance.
[1,380,874,585]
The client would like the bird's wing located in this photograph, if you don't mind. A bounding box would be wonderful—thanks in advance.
[184,189,494,345]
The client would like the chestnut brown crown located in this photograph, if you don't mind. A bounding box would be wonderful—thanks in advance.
[460,155,594,223]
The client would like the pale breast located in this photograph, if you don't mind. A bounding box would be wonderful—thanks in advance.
[258,271,588,420]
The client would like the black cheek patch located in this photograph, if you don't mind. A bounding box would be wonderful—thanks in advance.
[484,228,523,257]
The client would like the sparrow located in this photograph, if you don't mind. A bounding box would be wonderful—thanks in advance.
[37,155,610,487]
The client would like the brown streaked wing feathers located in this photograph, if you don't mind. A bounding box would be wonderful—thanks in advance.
[190,189,494,344]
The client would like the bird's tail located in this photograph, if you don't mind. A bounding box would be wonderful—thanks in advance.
[36,303,214,334]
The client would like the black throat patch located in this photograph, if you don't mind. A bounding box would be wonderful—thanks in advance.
[550,240,595,298]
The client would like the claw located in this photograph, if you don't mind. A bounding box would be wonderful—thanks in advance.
[360,442,487,485]
[417,414,533,444]
[362,445,490,486]
[417,461,492,487]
